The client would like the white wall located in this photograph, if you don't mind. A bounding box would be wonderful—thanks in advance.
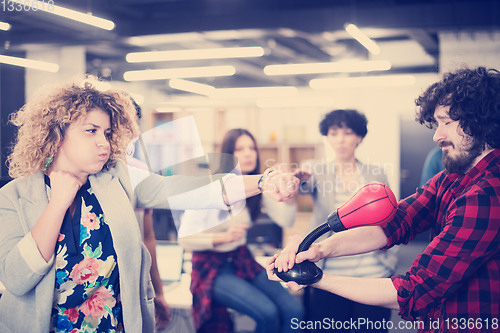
[26,46,86,102]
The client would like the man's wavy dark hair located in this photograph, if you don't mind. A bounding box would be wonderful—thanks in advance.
[416,67,500,150]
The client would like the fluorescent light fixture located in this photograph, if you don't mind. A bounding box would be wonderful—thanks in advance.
[123,65,236,81]
[156,107,184,113]
[211,86,297,99]
[169,79,216,96]
[310,74,416,89]
[25,1,114,30]
[126,47,264,63]
[126,29,265,46]
[345,23,380,55]
[264,60,391,76]
[127,33,204,46]
[159,98,251,108]
[0,55,59,72]
[256,96,334,108]
[0,21,11,31]
[203,29,266,40]
[168,80,297,99]
[278,28,298,38]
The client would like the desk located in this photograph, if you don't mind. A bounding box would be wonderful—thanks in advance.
[159,273,195,333]
[162,273,192,309]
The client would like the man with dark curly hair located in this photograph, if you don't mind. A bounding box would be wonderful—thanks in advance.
[269,67,500,332]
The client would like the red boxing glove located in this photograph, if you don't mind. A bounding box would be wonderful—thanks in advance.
[327,182,397,232]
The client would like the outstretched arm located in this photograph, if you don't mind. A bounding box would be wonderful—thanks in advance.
[313,275,398,309]
[267,224,398,309]
[273,226,388,272]
[268,260,399,309]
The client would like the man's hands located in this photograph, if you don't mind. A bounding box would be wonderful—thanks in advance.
[266,234,326,291]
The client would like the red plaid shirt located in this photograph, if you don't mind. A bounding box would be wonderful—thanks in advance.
[383,149,500,333]
[190,246,264,333]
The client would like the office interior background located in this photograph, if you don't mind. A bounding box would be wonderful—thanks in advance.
[1,1,499,332]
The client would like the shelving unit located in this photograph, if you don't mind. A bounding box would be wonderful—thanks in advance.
[258,142,323,212]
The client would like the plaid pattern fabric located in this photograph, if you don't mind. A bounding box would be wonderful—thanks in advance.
[190,246,264,332]
[383,149,500,332]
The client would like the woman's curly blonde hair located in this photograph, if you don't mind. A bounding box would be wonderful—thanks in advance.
[7,77,139,178]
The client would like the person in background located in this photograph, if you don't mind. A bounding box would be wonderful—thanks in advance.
[0,77,300,333]
[420,146,444,186]
[178,128,304,333]
[129,98,171,330]
[269,67,500,333]
[293,109,397,333]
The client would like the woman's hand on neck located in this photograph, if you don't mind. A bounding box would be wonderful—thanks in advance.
[49,157,89,185]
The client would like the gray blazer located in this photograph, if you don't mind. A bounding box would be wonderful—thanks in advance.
[0,161,228,333]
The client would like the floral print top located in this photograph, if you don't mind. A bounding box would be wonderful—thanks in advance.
[46,176,123,333]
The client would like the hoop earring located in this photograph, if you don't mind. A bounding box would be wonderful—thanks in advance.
[44,156,53,170]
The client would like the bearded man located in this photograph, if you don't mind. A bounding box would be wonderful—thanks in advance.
[269,67,500,333]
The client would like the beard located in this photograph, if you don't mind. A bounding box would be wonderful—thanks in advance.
[441,140,483,175]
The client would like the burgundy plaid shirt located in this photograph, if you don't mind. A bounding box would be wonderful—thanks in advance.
[383,149,500,333]
[190,246,264,333]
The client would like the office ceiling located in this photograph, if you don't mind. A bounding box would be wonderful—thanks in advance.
[1,0,499,96]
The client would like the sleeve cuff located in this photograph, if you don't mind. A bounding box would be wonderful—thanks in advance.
[391,275,415,321]
[380,222,398,250]
[18,232,54,276]
[220,173,246,207]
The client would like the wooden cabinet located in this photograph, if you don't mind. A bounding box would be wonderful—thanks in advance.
[259,142,323,212]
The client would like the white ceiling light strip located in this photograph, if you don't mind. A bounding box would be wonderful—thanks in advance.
[0,55,59,72]
[310,74,416,89]
[168,79,297,99]
[345,23,380,55]
[25,1,114,30]
[126,29,265,47]
[0,21,11,31]
[126,47,264,63]
[169,79,216,96]
[211,86,297,99]
[123,65,236,81]
[256,96,334,108]
[264,60,391,76]
[127,32,204,46]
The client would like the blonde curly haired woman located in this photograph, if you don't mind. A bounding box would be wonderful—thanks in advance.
[0,77,300,333]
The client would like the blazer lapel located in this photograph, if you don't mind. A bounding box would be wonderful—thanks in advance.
[89,170,143,332]
[18,171,50,232]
